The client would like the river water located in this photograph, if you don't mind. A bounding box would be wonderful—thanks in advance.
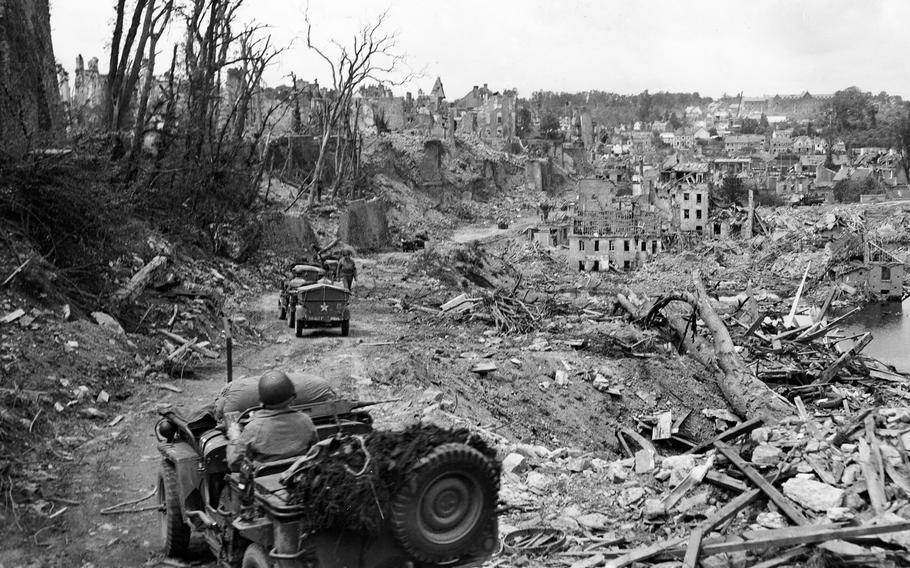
[839,298,910,373]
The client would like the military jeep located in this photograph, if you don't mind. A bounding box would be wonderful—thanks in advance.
[155,399,500,568]
[294,282,351,337]
[279,265,325,322]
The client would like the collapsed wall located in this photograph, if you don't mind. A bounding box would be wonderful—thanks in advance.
[0,0,62,156]
[258,212,319,255]
[337,198,392,251]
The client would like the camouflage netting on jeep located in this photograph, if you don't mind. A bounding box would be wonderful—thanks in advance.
[281,424,499,534]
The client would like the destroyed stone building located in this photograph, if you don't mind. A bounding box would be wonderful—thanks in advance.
[454,83,517,145]
[568,206,662,272]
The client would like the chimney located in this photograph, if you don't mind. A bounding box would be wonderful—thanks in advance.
[472,85,478,98]
[483,83,488,91]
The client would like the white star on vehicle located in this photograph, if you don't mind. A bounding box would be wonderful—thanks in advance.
[320,303,329,312]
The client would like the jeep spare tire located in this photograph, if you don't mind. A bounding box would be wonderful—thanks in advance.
[390,443,498,563]
[158,460,190,558]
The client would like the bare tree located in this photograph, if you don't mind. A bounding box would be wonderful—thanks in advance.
[292,8,410,209]
[126,0,174,179]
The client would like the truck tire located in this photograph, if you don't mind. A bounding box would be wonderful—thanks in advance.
[295,318,304,338]
[158,460,190,558]
[341,319,350,337]
[241,543,272,568]
[390,443,498,563]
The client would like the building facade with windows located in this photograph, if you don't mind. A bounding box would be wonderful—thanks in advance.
[567,208,663,272]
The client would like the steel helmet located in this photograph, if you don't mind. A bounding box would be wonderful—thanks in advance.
[258,370,295,408]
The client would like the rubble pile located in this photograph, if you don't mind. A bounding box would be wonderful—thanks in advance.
[495,406,910,567]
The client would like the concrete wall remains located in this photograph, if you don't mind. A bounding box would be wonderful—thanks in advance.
[258,212,319,257]
[525,158,553,194]
[337,198,392,251]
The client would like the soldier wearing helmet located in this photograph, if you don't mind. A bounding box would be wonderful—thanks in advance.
[338,249,357,291]
[225,370,318,470]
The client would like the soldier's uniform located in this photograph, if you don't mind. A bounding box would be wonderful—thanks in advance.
[339,255,357,291]
[226,408,317,469]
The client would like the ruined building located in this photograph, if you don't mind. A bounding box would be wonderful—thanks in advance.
[455,83,516,145]
[0,0,63,155]
[568,206,663,272]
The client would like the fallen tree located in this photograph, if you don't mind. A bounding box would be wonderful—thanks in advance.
[616,272,793,422]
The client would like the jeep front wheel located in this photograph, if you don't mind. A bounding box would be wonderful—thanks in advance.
[390,443,498,563]
[341,319,350,337]
[158,460,190,558]
[295,318,304,338]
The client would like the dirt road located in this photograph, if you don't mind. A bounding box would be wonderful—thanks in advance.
[6,274,419,567]
[3,231,726,567]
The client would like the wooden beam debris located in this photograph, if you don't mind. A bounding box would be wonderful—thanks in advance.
[157,329,218,358]
[111,255,168,306]
[714,441,809,526]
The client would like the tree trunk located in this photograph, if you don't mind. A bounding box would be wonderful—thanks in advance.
[126,0,162,180]
[689,274,792,422]
[306,126,331,208]
[616,274,793,422]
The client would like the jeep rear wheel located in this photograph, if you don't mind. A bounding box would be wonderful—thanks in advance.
[242,543,272,568]
[158,460,190,558]
[279,306,286,320]
[341,319,350,337]
[295,318,304,338]
[390,443,498,563]
[287,309,295,328]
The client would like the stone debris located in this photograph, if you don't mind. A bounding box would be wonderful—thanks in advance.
[782,476,845,512]
[496,405,910,567]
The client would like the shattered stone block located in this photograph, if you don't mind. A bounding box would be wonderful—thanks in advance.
[634,449,655,474]
[502,453,527,475]
[751,443,783,467]
[643,498,666,519]
[620,486,645,507]
[756,511,787,529]
[782,477,844,512]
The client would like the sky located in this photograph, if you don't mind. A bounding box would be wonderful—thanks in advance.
[49,0,910,100]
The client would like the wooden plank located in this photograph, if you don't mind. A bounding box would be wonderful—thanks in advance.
[672,409,692,434]
[783,262,811,328]
[603,536,686,568]
[111,254,168,305]
[748,546,808,568]
[1,308,25,324]
[2,255,33,287]
[157,329,219,358]
[814,286,840,324]
[619,427,657,457]
[714,441,809,526]
[797,306,861,343]
[652,411,673,440]
[814,333,872,384]
[681,528,704,568]
[804,454,838,486]
[681,488,762,568]
[705,470,750,493]
[695,521,910,556]
[858,434,887,514]
[829,408,875,446]
[469,361,497,374]
[794,396,822,440]
[662,459,713,510]
[683,417,763,455]
[440,293,468,311]
[742,311,766,338]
